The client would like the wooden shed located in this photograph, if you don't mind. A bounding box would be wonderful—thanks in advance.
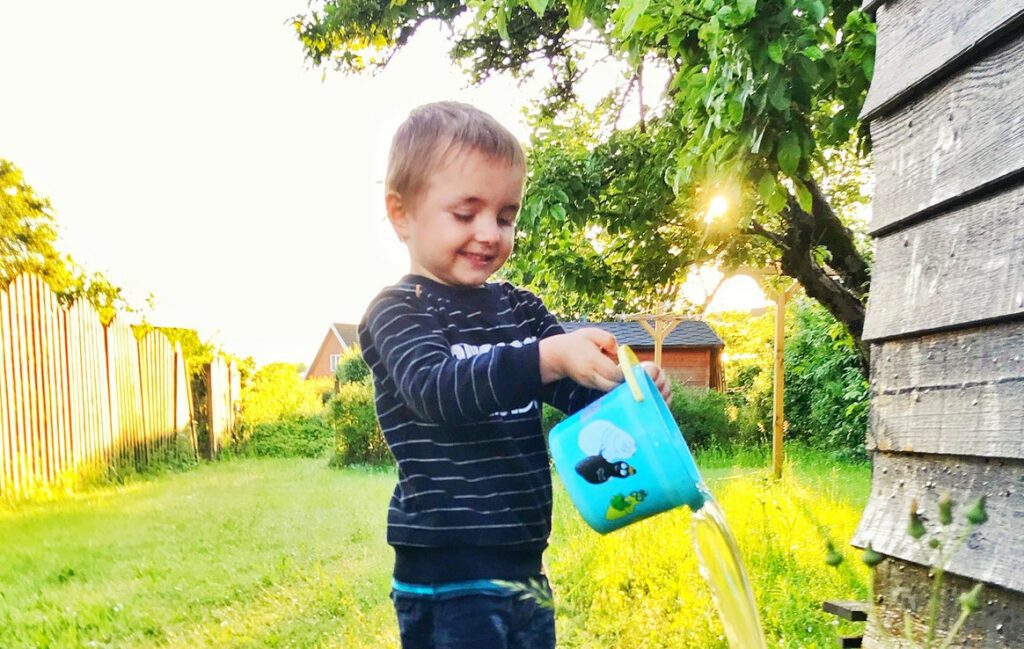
[852,1,1024,645]
[561,320,724,389]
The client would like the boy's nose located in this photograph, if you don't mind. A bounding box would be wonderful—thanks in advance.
[474,219,501,243]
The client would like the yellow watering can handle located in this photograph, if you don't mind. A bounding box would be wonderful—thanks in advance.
[617,345,645,402]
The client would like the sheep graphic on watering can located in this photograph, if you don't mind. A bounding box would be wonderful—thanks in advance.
[571,420,648,521]
[573,420,639,484]
[549,345,705,534]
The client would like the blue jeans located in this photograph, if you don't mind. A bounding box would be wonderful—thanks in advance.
[391,581,556,649]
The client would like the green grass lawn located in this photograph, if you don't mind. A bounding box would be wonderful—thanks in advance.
[1,448,870,648]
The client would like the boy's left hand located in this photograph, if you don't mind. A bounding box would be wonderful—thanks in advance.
[640,361,672,402]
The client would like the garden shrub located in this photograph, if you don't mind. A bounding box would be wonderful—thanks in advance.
[707,310,775,446]
[706,303,869,459]
[668,382,737,450]
[235,362,333,454]
[335,345,370,385]
[240,362,332,426]
[783,302,869,461]
[327,379,393,466]
[239,415,334,458]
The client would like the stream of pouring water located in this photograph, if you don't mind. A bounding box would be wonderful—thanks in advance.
[692,484,768,649]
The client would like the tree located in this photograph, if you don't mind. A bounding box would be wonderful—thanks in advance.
[293,0,875,371]
[1,159,128,323]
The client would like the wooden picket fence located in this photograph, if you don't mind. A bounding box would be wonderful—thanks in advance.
[0,273,237,500]
[204,355,240,459]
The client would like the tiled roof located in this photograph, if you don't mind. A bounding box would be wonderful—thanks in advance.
[561,320,724,348]
[332,323,359,346]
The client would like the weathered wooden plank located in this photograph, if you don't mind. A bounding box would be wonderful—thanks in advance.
[17,276,39,490]
[862,0,886,15]
[853,452,1024,593]
[869,322,1024,458]
[866,559,1024,647]
[8,279,26,496]
[0,287,9,497]
[40,280,57,483]
[863,182,1024,341]
[54,297,70,480]
[868,33,1024,235]
[863,0,1024,121]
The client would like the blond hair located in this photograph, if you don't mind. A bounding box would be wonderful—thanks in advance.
[385,102,525,204]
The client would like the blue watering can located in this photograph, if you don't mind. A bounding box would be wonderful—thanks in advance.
[548,345,706,534]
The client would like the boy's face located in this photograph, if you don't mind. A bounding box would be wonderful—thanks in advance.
[387,147,524,288]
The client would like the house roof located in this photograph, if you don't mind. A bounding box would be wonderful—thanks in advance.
[332,323,359,347]
[561,320,724,348]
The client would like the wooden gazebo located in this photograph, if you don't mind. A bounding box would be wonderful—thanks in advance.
[852,0,1024,645]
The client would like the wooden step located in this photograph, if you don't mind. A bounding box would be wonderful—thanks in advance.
[822,600,869,622]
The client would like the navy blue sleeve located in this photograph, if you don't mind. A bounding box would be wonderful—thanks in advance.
[361,293,544,424]
[510,288,608,416]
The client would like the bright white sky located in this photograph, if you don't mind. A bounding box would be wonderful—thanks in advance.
[1,1,768,367]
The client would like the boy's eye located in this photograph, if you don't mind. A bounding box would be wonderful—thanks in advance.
[453,213,473,222]
[498,217,516,227]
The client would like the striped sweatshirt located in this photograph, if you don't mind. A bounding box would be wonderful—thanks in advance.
[358,275,603,584]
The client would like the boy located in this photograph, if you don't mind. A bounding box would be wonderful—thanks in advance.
[359,101,671,649]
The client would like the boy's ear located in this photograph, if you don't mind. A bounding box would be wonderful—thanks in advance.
[385,191,411,242]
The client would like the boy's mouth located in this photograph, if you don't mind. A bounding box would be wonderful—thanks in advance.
[459,251,496,268]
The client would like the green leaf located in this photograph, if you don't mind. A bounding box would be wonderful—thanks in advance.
[495,5,510,41]
[767,41,784,64]
[567,0,586,29]
[526,0,549,17]
[802,45,824,61]
[803,0,825,23]
[701,14,721,40]
[862,53,875,80]
[737,0,757,20]
[767,187,788,214]
[793,178,813,212]
[777,132,801,176]
[756,171,777,204]
[620,0,651,37]
[768,77,789,112]
[727,98,744,124]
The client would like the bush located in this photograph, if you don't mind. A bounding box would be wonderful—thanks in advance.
[706,310,776,445]
[707,302,870,459]
[335,346,370,385]
[240,362,333,426]
[238,415,335,458]
[668,382,737,450]
[327,379,393,466]
[783,302,869,461]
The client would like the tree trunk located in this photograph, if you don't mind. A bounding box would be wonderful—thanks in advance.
[752,196,872,374]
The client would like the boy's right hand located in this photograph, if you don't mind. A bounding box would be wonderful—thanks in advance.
[539,328,624,392]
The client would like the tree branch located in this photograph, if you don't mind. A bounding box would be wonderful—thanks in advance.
[775,200,870,371]
[805,176,871,299]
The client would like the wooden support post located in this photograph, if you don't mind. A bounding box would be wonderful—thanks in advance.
[631,305,684,369]
[772,282,799,480]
